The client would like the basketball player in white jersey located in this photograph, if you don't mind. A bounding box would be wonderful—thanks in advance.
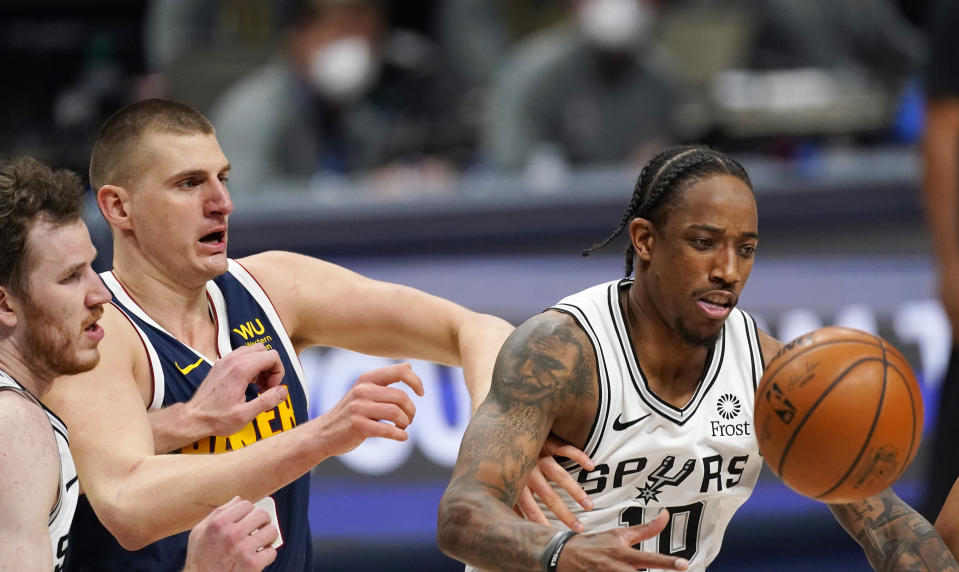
[0,157,279,571]
[438,145,959,571]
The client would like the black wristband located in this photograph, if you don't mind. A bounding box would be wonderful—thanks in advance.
[541,530,577,572]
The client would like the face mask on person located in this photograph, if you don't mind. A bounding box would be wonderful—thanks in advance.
[307,36,380,103]
[577,0,653,52]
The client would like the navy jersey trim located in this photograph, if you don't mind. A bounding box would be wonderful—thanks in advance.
[232,259,295,344]
[106,285,160,408]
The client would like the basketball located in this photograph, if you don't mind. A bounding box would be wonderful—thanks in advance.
[754,326,923,503]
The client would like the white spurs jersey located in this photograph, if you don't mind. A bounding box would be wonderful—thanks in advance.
[547,280,764,571]
[0,369,78,570]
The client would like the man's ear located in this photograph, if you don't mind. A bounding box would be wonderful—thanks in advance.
[97,185,133,231]
[0,287,20,329]
[628,217,655,262]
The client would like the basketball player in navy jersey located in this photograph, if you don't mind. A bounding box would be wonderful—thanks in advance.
[38,97,552,572]
[0,157,280,571]
[438,145,959,571]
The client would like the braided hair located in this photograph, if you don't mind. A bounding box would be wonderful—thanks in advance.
[583,144,753,276]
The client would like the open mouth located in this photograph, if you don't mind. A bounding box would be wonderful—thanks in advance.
[199,230,226,244]
[698,293,736,318]
[83,310,103,332]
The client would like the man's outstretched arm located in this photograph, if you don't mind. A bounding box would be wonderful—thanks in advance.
[830,488,959,571]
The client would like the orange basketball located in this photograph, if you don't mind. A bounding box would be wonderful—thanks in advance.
[754,326,923,503]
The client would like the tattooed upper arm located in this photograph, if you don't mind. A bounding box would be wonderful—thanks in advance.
[487,311,596,414]
[830,488,959,571]
[453,311,597,507]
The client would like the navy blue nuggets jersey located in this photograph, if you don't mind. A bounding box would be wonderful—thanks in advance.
[66,260,312,572]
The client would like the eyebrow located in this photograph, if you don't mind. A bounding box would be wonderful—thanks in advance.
[64,249,98,277]
[166,164,231,185]
[689,223,759,239]
[166,169,206,184]
[63,260,87,277]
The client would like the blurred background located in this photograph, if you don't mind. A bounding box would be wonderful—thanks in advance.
[0,0,942,569]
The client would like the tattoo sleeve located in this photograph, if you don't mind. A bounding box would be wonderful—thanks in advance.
[437,313,596,571]
[830,488,959,571]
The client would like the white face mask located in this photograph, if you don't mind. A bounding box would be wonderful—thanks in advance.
[577,0,652,52]
[307,36,379,103]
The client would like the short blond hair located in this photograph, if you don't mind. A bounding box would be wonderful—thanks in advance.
[89,99,214,191]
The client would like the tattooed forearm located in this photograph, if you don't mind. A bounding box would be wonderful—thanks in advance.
[830,489,959,571]
[438,484,560,572]
[457,414,542,504]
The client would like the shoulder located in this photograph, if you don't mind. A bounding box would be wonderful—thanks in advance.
[235,251,363,333]
[99,302,149,359]
[495,310,597,396]
[236,250,347,293]
[0,389,48,434]
[0,391,60,531]
[0,390,58,476]
[756,328,784,365]
[509,308,590,345]
[236,250,304,276]
[45,302,152,413]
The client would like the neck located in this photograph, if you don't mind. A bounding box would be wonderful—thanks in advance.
[0,342,53,399]
[111,252,216,351]
[623,283,711,406]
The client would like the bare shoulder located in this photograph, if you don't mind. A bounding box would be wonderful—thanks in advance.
[237,250,358,309]
[0,391,58,547]
[237,250,346,290]
[0,390,51,443]
[236,250,303,278]
[46,302,152,417]
[757,328,783,366]
[0,391,59,494]
[491,309,597,415]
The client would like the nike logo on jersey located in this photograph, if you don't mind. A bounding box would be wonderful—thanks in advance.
[175,358,204,375]
[612,413,651,431]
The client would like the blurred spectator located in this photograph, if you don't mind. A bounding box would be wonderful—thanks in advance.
[750,0,923,81]
[435,0,568,90]
[208,0,469,199]
[481,0,701,174]
[144,0,279,72]
[705,0,924,150]
[143,0,281,113]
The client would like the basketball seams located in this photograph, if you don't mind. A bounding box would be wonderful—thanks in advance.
[775,356,885,480]
[881,342,922,483]
[813,347,889,500]
[763,338,883,389]
[757,328,923,503]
